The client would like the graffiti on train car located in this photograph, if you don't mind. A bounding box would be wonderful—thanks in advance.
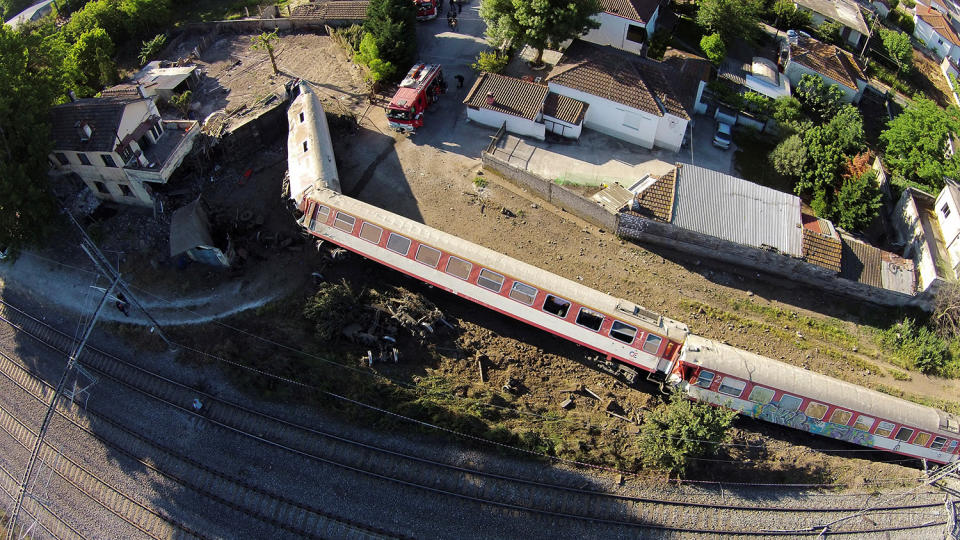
[749,402,875,447]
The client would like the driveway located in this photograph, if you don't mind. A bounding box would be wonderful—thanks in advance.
[677,115,737,175]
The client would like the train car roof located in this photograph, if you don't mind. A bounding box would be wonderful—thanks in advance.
[287,82,341,198]
[682,334,960,436]
[309,188,690,341]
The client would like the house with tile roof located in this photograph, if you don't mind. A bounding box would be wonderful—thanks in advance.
[914,6,960,62]
[892,180,960,294]
[48,94,199,206]
[545,40,690,152]
[579,0,661,55]
[794,0,871,48]
[463,72,587,140]
[784,33,868,103]
[4,0,54,29]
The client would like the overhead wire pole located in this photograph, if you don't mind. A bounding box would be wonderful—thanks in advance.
[6,277,120,539]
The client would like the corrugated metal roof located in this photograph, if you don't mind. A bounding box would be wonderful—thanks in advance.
[672,164,803,256]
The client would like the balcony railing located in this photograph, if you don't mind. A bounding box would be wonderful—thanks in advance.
[124,120,199,184]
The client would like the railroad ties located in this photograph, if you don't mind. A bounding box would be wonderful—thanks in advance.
[0,298,950,537]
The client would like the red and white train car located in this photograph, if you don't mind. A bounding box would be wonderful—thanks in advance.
[299,187,690,379]
[674,334,960,464]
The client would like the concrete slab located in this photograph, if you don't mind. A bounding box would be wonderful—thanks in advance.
[676,116,737,175]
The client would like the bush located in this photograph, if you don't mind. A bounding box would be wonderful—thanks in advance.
[303,281,361,341]
[647,29,670,60]
[880,318,950,375]
[699,33,726,65]
[815,20,843,45]
[638,389,738,476]
[471,50,509,73]
[354,32,397,84]
[138,33,166,65]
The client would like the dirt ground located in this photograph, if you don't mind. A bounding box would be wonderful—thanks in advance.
[61,29,956,485]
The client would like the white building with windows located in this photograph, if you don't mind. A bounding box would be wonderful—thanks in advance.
[914,5,960,63]
[892,180,960,293]
[580,0,661,56]
[48,91,199,206]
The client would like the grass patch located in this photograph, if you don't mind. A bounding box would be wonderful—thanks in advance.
[889,369,912,381]
[681,299,804,346]
[869,383,960,416]
[473,176,488,189]
[727,298,859,350]
[878,318,960,377]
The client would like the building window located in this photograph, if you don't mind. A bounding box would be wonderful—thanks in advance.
[641,333,662,355]
[747,386,775,404]
[310,204,330,232]
[943,203,951,218]
[93,181,109,194]
[150,122,164,140]
[55,152,69,165]
[626,24,647,44]
[303,141,309,152]
[77,153,91,166]
[299,112,305,123]
[717,377,746,397]
[575,308,604,331]
[931,436,948,450]
[119,184,133,197]
[333,211,356,232]
[101,154,117,168]
[118,146,133,162]
[444,256,472,280]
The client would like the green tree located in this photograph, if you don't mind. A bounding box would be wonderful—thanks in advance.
[120,0,171,39]
[699,33,726,65]
[771,0,810,29]
[471,50,509,73]
[793,74,844,124]
[63,0,124,42]
[880,98,960,192]
[168,90,192,116]
[0,24,72,250]
[696,0,762,44]
[638,390,738,476]
[354,32,396,83]
[771,133,808,177]
[834,169,883,231]
[364,0,417,77]
[250,29,279,75]
[815,20,843,44]
[772,95,807,134]
[67,27,116,96]
[138,33,166,65]
[479,0,601,65]
[879,28,913,74]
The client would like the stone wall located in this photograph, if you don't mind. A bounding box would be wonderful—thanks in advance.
[618,213,930,309]
[480,152,617,231]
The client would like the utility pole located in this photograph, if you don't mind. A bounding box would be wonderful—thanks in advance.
[6,277,119,539]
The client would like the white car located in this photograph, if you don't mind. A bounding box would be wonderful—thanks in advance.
[712,122,733,150]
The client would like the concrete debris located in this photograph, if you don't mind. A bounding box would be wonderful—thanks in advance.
[560,396,574,409]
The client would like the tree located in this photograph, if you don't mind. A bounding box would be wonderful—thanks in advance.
[67,28,116,96]
[771,0,810,29]
[250,29,279,75]
[354,32,396,84]
[699,33,726,66]
[63,0,124,42]
[880,98,960,192]
[933,280,960,338]
[793,74,844,124]
[815,20,843,44]
[696,0,762,44]
[796,105,864,195]
[771,134,808,177]
[169,90,192,116]
[879,28,913,74]
[638,390,738,476]
[772,96,807,134]
[303,281,361,341]
[120,0,171,39]
[364,0,417,77]
[0,24,73,251]
[471,50,509,73]
[138,33,166,65]
[479,0,601,66]
[834,170,883,231]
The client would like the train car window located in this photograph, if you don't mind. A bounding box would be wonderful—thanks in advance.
[333,212,356,232]
[509,281,537,305]
[874,421,895,438]
[747,386,775,404]
[894,427,914,442]
[310,205,331,232]
[853,415,875,432]
[542,295,571,317]
[829,409,853,426]
[386,233,411,255]
[695,371,714,388]
[913,432,931,447]
[717,378,746,397]
[609,321,638,344]
[445,257,472,280]
[641,334,663,355]
[804,402,828,420]
[415,245,442,268]
[778,394,803,411]
[946,440,959,453]
[575,308,604,331]
[477,269,504,292]
[359,222,383,244]
[930,436,948,450]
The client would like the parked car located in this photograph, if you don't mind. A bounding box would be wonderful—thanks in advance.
[712,122,733,150]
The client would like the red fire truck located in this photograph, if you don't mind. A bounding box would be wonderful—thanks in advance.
[386,63,446,134]
[415,0,438,20]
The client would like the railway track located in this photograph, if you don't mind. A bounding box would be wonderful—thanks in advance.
[0,347,401,540]
[0,453,85,540]
[0,298,950,537]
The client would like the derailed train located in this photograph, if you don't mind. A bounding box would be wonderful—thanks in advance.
[286,82,960,465]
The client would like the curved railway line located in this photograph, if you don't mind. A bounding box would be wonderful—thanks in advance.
[0,298,950,537]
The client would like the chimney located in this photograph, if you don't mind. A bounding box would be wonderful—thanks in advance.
[486,91,496,106]
[68,90,78,102]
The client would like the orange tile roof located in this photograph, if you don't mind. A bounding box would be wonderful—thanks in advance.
[463,72,549,121]
[917,6,960,47]
[598,0,659,23]
[802,228,843,273]
[632,168,676,222]
[542,92,587,125]
[789,35,866,90]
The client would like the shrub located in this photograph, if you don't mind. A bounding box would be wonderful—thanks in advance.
[169,90,192,116]
[303,281,361,341]
[815,20,843,45]
[138,33,166,65]
[638,389,738,476]
[354,32,397,83]
[880,318,950,375]
[471,50,509,73]
[699,33,726,65]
